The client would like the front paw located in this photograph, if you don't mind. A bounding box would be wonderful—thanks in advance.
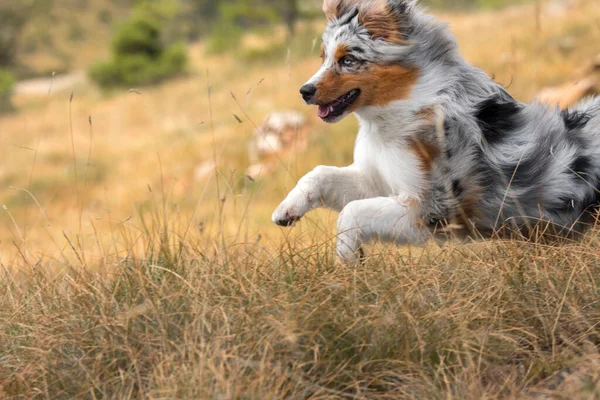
[272,190,314,227]
[272,206,302,227]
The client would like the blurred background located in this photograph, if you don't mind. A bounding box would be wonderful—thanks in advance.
[0,0,599,265]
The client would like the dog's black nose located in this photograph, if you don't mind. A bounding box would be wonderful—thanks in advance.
[300,84,317,102]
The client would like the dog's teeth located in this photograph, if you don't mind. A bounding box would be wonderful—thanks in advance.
[330,106,334,112]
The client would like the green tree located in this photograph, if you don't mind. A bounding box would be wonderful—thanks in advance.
[89,4,188,88]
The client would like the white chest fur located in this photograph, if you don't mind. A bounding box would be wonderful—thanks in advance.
[353,115,426,199]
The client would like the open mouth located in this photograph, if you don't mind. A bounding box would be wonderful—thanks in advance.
[317,89,361,122]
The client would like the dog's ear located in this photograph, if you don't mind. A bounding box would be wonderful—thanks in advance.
[323,0,417,43]
[322,0,355,21]
[388,0,419,16]
[359,0,416,44]
[322,0,338,20]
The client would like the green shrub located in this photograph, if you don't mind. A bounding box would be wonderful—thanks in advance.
[112,14,163,58]
[0,69,15,113]
[89,7,188,88]
[89,61,121,87]
[114,53,156,86]
[160,43,187,74]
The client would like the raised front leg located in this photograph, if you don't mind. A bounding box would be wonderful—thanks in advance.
[272,165,377,227]
[336,195,431,264]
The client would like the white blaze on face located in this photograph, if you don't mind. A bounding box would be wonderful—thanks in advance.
[304,64,328,89]
[303,29,342,88]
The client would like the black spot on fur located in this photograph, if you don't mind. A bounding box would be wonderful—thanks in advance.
[550,197,577,214]
[591,180,600,211]
[475,96,523,145]
[574,175,600,222]
[502,157,539,188]
[570,155,592,179]
[443,119,452,136]
[562,109,591,131]
[452,180,463,198]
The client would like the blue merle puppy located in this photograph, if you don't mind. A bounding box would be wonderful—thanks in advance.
[272,0,600,264]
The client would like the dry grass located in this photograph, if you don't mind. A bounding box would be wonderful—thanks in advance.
[2,1,600,398]
[2,221,600,398]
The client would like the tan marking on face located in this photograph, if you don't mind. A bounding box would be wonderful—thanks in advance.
[320,43,325,59]
[334,44,348,61]
[407,137,440,173]
[314,64,419,109]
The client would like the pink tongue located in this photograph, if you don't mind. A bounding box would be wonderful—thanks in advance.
[318,105,330,118]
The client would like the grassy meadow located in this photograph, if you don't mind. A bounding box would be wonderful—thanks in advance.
[2,0,600,398]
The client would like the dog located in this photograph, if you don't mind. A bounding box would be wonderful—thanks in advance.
[272,0,600,264]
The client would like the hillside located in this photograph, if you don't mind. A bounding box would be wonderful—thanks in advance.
[11,0,132,78]
[2,1,600,397]
[1,0,599,260]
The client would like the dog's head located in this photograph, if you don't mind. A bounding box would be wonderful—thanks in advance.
[301,0,421,123]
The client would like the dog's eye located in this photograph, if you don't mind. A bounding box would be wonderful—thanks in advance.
[340,56,357,67]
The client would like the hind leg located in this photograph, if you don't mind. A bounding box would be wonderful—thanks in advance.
[336,195,431,264]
